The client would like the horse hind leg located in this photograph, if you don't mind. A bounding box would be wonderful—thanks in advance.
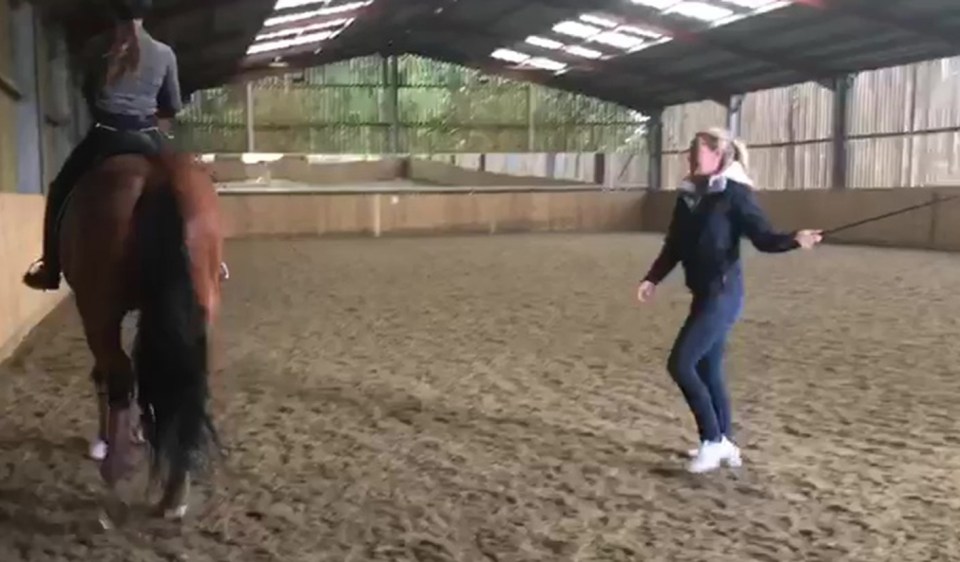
[86,347,138,529]
[89,368,109,461]
[157,467,191,520]
[126,312,147,446]
[88,376,145,463]
[97,354,139,530]
[79,309,138,487]
[89,362,144,461]
[101,357,137,486]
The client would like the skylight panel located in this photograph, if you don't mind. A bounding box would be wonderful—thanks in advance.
[491,48,530,63]
[718,0,779,8]
[264,0,372,27]
[617,25,664,40]
[628,36,673,52]
[579,14,618,28]
[630,0,682,9]
[247,29,337,55]
[245,0,382,63]
[591,31,646,50]
[479,0,792,67]
[553,20,601,38]
[564,45,604,59]
[255,18,351,41]
[750,0,791,14]
[273,0,331,9]
[525,57,567,72]
[629,0,790,26]
[665,1,735,22]
[525,36,564,49]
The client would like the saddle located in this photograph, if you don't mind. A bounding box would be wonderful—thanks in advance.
[55,126,169,237]
[92,124,167,163]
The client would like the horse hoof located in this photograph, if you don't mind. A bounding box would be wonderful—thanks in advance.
[90,440,108,461]
[98,494,129,530]
[163,504,188,521]
[98,509,115,531]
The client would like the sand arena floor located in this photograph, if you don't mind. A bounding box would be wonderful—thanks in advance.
[1,233,959,562]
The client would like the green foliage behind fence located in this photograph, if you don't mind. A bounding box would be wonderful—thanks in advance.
[175,55,646,154]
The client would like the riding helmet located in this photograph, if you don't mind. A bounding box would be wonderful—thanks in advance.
[111,0,153,20]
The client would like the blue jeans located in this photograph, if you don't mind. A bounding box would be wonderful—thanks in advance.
[667,282,744,443]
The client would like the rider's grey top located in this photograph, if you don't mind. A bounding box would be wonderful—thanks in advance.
[84,26,182,118]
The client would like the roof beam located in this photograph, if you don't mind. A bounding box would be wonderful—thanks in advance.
[63,0,266,40]
[151,0,268,20]
[240,39,378,73]
[405,46,653,111]
[382,18,734,104]
[180,55,242,78]
[244,39,349,65]
[173,30,253,56]
[793,0,960,50]
[252,11,363,38]
[564,62,730,106]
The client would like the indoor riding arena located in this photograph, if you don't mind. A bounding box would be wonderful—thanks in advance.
[2,1,960,561]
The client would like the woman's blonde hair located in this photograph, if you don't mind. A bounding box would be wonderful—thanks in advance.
[692,127,750,173]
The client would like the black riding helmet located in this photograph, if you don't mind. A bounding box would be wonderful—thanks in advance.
[111,0,152,20]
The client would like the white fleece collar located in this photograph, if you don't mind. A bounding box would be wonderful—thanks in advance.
[678,161,754,193]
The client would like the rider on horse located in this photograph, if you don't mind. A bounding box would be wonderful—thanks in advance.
[23,0,181,291]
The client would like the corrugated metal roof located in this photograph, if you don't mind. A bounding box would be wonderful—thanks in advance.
[38,0,960,106]
[238,0,960,109]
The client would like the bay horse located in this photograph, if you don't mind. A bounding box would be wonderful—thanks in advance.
[58,137,223,521]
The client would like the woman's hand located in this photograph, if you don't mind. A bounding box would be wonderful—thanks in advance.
[795,229,823,249]
[637,280,657,303]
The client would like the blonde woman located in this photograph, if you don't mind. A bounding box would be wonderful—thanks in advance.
[637,128,822,473]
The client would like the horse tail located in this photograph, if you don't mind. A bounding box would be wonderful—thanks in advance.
[133,166,217,486]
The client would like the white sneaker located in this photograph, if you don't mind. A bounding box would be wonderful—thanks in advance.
[687,441,707,459]
[687,437,741,473]
[687,436,741,457]
[723,437,742,468]
[687,443,705,458]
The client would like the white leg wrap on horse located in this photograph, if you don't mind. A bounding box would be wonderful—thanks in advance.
[165,504,189,520]
[90,439,108,461]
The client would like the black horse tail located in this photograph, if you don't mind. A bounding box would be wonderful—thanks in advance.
[133,182,217,488]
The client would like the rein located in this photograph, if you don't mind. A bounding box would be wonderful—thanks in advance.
[823,193,960,236]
